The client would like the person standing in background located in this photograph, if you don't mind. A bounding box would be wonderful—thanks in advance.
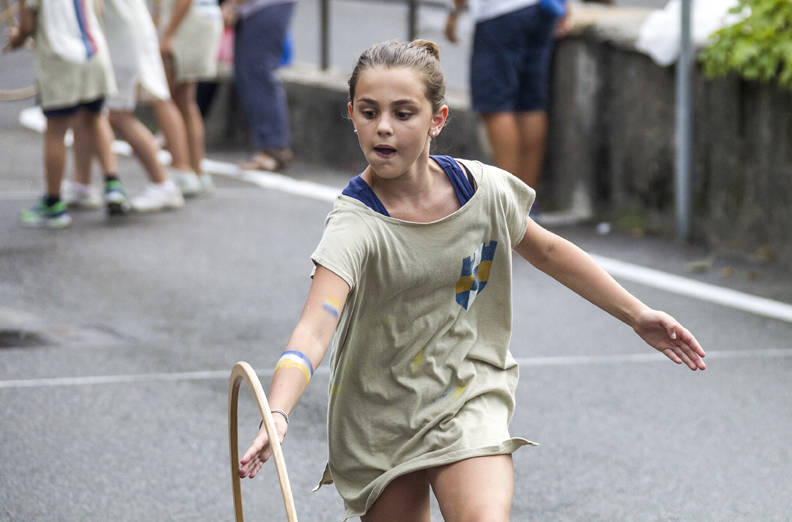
[222,0,296,172]
[158,0,222,196]
[445,0,568,209]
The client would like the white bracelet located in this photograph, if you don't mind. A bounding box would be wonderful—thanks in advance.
[271,409,290,424]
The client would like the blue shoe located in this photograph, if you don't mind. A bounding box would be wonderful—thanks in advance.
[20,199,72,229]
[104,179,130,216]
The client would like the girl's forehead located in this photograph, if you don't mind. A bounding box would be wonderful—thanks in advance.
[355,66,426,97]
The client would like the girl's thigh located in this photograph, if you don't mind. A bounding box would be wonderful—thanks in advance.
[362,469,431,522]
[428,454,514,522]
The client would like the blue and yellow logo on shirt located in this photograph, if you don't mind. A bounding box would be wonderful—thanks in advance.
[455,241,497,310]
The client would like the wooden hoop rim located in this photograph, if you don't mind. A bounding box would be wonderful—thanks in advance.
[228,361,298,522]
[1,3,37,102]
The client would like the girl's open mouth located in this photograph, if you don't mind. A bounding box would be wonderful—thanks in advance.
[374,146,396,158]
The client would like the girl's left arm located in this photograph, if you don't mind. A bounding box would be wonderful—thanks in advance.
[514,218,706,370]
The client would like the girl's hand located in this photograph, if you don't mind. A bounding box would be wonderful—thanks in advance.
[238,415,289,479]
[633,309,706,370]
[4,26,24,52]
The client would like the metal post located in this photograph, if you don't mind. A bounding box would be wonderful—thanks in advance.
[320,0,330,71]
[407,0,418,41]
[675,0,693,241]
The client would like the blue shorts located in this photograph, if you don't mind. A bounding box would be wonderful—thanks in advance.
[43,98,105,119]
[470,4,557,113]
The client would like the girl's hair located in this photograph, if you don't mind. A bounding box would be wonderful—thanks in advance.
[348,39,446,113]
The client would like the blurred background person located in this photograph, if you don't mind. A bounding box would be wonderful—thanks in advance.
[6,0,129,227]
[68,0,186,213]
[158,0,222,196]
[446,0,568,214]
[222,0,296,172]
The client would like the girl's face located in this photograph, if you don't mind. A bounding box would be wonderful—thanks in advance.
[348,66,447,181]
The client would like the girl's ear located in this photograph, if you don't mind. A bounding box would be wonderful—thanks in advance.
[430,105,449,137]
[347,102,354,120]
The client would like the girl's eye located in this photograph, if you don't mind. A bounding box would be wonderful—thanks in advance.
[396,112,412,120]
[361,109,377,119]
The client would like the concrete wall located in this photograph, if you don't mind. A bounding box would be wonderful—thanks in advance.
[204,7,792,269]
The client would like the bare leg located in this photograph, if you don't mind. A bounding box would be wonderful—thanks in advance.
[80,111,118,176]
[515,110,548,190]
[171,82,204,174]
[361,469,431,522]
[152,98,191,172]
[481,112,521,182]
[109,110,166,183]
[428,455,514,522]
[72,115,94,185]
[43,115,75,196]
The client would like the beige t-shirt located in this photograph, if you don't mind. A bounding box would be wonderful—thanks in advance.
[27,0,116,110]
[311,159,538,520]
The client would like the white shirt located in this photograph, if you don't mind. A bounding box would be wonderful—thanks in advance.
[467,0,539,22]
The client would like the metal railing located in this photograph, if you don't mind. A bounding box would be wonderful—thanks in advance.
[319,0,450,70]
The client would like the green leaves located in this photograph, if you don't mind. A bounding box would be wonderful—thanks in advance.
[699,0,792,88]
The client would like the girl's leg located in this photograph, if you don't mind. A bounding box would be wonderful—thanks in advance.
[515,110,548,191]
[152,98,192,172]
[43,114,74,196]
[361,469,431,522]
[428,455,514,522]
[108,109,166,183]
[72,115,94,186]
[171,81,204,174]
[481,112,522,184]
[80,110,118,176]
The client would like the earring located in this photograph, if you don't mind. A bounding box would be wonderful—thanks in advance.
[353,128,358,134]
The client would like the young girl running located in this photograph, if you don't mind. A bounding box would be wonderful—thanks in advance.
[238,40,706,522]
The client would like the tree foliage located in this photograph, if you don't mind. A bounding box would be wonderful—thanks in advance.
[699,0,792,88]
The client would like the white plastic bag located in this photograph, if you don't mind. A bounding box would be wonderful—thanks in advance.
[635,0,741,66]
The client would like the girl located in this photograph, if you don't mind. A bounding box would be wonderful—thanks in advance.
[239,40,706,522]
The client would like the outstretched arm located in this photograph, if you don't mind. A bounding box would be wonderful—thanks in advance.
[514,219,706,370]
[239,265,351,478]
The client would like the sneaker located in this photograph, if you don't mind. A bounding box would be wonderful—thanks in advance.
[62,180,102,210]
[20,199,72,228]
[199,173,215,194]
[104,179,130,216]
[170,169,203,198]
[131,182,185,212]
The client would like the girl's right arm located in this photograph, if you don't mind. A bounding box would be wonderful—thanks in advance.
[238,265,350,479]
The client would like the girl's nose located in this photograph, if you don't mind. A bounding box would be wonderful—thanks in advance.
[376,115,393,135]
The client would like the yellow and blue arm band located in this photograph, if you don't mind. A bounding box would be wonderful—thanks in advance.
[275,350,315,384]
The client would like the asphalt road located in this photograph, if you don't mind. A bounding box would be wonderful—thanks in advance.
[2,2,792,520]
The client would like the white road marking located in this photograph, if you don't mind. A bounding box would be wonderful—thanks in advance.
[15,106,792,324]
[1,349,789,389]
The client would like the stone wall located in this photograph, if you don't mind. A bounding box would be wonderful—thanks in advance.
[203,6,792,269]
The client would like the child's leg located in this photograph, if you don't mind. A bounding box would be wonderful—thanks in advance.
[428,455,514,522]
[361,469,431,522]
[152,98,192,172]
[43,114,74,196]
[72,116,94,186]
[171,81,204,174]
[108,110,166,184]
[80,110,118,177]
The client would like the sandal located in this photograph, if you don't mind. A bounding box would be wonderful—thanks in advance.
[240,148,293,172]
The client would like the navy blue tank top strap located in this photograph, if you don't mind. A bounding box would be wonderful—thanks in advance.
[341,156,477,216]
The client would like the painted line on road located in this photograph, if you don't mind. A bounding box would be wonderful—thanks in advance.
[591,255,792,324]
[16,107,792,323]
[1,348,790,389]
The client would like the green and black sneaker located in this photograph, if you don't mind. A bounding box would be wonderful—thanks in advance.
[20,198,72,229]
[104,179,130,216]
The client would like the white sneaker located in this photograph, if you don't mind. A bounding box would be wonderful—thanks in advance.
[131,182,185,212]
[170,169,203,198]
[62,180,101,210]
[199,173,215,194]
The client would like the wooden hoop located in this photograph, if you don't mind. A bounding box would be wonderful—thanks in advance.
[1,2,37,102]
[228,361,298,522]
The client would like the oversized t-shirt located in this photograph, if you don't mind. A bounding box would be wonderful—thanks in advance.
[311,159,538,520]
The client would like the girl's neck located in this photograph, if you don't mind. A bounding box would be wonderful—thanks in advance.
[363,154,460,222]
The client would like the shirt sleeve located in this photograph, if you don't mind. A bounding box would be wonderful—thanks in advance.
[487,163,536,247]
[310,199,371,291]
